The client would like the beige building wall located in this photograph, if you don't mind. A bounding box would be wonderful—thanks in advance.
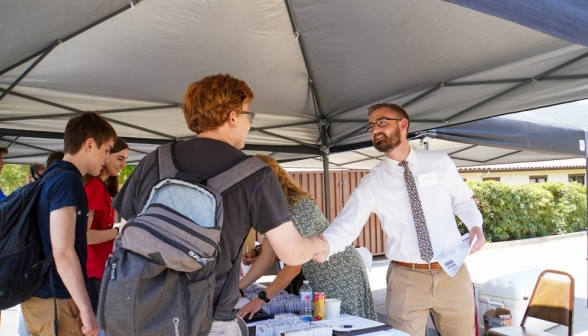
[460,168,585,183]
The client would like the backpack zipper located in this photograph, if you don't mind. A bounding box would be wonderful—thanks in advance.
[123,222,215,266]
[180,274,191,335]
[99,254,116,328]
[144,210,218,249]
[149,203,221,231]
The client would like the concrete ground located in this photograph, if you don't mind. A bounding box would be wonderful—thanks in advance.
[370,231,588,335]
[1,232,586,335]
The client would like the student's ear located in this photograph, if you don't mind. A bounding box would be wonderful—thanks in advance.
[227,110,238,126]
[82,138,96,152]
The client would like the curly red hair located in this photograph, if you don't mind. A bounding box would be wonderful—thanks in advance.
[182,74,254,133]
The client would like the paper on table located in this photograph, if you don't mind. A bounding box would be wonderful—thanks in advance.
[435,233,477,277]
[312,315,389,331]
[312,315,407,335]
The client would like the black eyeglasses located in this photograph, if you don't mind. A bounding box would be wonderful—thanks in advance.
[241,111,256,123]
[365,118,402,132]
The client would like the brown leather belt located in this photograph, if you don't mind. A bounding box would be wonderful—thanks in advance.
[392,260,443,270]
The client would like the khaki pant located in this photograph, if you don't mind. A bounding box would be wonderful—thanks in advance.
[22,297,83,336]
[386,262,475,336]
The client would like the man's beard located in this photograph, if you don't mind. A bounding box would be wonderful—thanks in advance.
[373,133,401,153]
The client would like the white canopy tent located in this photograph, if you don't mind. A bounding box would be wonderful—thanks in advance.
[2,0,588,217]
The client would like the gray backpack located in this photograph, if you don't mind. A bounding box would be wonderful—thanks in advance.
[97,142,267,336]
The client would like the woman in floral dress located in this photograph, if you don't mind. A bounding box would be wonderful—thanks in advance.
[237,155,376,320]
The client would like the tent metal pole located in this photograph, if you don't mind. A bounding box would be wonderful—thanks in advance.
[6,136,20,148]
[1,3,136,74]
[284,0,325,118]
[255,120,316,131]
[0,43,57,102]
[322,146,331,220]
[319,118,331,219]
[0,1,136,76]
[0,104,180,122]
[446,51,588,122]
[0,88,176,139]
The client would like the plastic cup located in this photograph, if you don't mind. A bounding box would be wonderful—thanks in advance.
[325,298,341,320]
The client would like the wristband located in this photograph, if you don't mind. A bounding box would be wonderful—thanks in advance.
[114,227,119,235]
[251,248,258,258]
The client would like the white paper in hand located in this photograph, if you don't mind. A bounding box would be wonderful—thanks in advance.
[435,233,477,277]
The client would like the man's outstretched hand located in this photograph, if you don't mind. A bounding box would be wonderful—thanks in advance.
[310,234,330,263]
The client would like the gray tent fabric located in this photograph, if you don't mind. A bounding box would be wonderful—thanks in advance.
[282,100,588,169]
[446,0,588,47]
[428,112,588,157]
[1,0,588,163]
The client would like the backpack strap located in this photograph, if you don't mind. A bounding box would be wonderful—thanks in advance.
[157,142,209,184]
[157,142,179,180]
[210,157,269,321]
[38,166,69,336]
[208,157,269,195]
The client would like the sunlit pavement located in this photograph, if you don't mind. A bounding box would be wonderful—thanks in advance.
[369,231,588,335]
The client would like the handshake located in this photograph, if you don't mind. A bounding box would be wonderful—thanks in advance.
[308,234,330,263]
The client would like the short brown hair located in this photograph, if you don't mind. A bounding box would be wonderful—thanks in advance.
[0,147,8,158]
[46,151,64,167]
[182,74,254,133]
[29,163,45,181]
[367,103,410,131]
[63,112,117,154]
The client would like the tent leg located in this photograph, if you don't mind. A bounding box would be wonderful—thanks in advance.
[322,148,330,220]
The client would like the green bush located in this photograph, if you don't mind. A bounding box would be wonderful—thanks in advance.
[538,182,587,234]
[0,164,29,195]
[457,181,586,242]
[0,164,137,196]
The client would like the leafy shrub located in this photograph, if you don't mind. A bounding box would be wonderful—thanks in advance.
[538,182,586,234]
[457,181,586,242]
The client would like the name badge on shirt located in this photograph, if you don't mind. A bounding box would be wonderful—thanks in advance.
[418,173,437,187]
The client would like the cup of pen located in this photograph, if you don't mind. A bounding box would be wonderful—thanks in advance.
[325,298,341,320]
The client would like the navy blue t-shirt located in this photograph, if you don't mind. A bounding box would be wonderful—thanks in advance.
[34,160,89,299]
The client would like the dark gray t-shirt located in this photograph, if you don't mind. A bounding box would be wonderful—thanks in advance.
[113,138,291,315]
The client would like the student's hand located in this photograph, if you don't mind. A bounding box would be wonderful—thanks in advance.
[242,250,258,266]
[237,298,265,320]
[310,234,330,263]
[80,309,99,336]
[469,226,486,254]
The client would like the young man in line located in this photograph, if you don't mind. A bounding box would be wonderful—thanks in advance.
[113,73,328,334]
[315,103,485,335]
[22,112,117,336]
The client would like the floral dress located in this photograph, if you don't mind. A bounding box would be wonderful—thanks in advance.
[290,197,377,320]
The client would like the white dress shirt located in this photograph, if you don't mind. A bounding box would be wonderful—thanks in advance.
[322,149,483,263]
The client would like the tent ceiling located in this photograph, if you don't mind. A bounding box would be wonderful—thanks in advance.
[1,0,588,164]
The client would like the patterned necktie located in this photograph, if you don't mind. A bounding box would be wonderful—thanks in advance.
[399,161,434,263]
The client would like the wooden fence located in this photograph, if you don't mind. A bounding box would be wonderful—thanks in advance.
[258,170,386,256]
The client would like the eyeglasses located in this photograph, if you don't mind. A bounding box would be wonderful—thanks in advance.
[241,111,256,123]
[365,117,402,132]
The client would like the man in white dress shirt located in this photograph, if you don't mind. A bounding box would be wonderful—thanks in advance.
[316,103,486,335]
